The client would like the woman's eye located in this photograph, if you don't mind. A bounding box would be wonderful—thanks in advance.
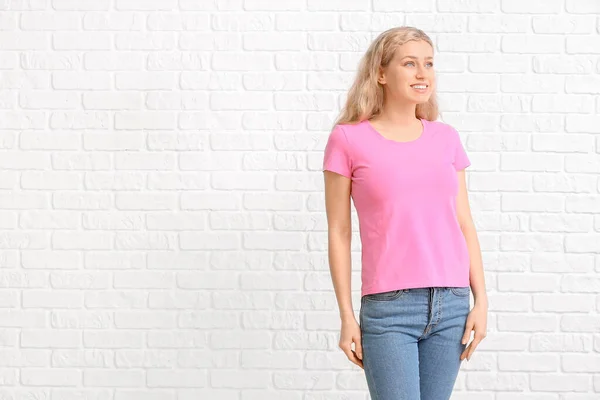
[405,62,433,67]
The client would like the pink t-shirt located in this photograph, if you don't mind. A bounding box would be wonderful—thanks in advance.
[322,118,471,297]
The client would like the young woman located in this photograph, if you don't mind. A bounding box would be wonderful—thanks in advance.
[322,26,488,399]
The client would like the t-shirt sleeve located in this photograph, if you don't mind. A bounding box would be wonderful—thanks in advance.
[451,127,471,171]
[322,124,353,178]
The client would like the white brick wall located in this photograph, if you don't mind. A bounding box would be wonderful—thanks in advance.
[0,0,598,398]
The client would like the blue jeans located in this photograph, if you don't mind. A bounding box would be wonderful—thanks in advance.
[359,286,471,400]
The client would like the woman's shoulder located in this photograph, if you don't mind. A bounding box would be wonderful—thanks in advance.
[329,120,369,144]
[424,118,460,142]
[332,120,367,133]
[425,118,454,132]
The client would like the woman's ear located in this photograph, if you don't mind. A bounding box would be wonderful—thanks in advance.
[377,66,386,85]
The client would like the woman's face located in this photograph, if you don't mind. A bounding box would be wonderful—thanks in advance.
[378,40,435,104]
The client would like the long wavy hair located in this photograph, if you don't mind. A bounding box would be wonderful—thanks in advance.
[333,26,440,128]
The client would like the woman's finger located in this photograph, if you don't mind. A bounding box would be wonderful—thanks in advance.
[466,334,485,360]
[350,349,364,369]
[460,343,471,360]
[461,320,473,345]
[467,340,477,359]
[345,347,363,368]
[462,335,483,361]
[354,335,363,360]
[341,343,364,369]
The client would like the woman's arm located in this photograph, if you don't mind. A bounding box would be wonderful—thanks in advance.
[323,170,354,321]
[456,169,488,308]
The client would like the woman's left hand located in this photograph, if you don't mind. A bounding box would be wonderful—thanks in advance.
[460,302,488,361]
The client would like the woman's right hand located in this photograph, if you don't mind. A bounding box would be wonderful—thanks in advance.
[339,317,364,369]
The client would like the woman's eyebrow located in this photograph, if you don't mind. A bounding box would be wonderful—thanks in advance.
[402,56,434,60]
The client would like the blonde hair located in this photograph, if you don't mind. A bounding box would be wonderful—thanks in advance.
[333,26,439,127]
